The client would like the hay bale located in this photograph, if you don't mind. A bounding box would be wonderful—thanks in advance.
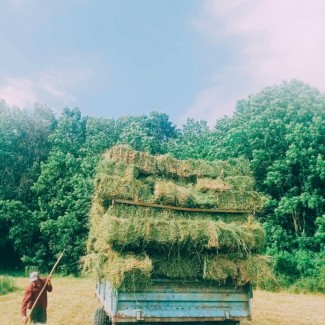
[154,180,195,207]
[236,255,275,286]
[153,179,264,210]
[155,154,194,177]
[204,255,238,281]
[224,176,254,192]
[216,217,265,253]
[152,254,203,279]
[103,145,253,179]
[95,174,152,203]
[108,204,250,223]
[83,249,152,291]
[101,212,265,254]
[85,145,268,289]
[96,146,265,210]
[103,145,157,173]
[196,178,231,191]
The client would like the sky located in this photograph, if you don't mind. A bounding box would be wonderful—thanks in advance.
[1,0,325,126]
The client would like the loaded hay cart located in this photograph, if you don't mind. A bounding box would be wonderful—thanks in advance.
[85,146,271,325]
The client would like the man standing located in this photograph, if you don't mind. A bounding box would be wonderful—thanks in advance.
[21,271,53,324]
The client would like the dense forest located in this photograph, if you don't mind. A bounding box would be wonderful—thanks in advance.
[0,80,324,292]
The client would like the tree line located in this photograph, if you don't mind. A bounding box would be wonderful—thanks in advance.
[0,80,324,291]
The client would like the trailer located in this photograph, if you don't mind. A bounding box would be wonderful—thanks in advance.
[93,278,252,325]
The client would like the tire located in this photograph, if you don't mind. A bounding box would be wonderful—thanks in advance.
[93,307,110,325]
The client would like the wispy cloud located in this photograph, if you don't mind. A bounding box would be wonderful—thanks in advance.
[37,66,94,102]
[0,58,110,110]
[0,69,78,109]
[0,78,37,108]
[185,0,325,126]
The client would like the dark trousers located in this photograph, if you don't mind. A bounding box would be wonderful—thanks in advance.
[31,307,47,323]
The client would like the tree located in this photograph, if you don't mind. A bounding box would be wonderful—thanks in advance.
[115,112,177,154]
[0,102,56,207]
[0,200,36,268]
[210,80,325,283]
[32,108,90,273]
[167,118,214,159]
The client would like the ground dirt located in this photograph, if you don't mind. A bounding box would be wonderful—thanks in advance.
[0,277,324,325]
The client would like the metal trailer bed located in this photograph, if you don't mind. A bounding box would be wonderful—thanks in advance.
[93,278,252,325]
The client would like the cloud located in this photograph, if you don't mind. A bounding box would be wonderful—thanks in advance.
[185,0,325,125]
[0,69,78,109]
[0,67,87,110]
[0,57,110,110]
[0,78,37,108]
[179,84,238,127]
[37,67,94,102]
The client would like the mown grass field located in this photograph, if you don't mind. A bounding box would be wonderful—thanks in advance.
[1,277,324,325]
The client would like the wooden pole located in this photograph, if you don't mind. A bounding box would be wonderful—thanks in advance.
[113,198,253,214]
[25,250,65,324]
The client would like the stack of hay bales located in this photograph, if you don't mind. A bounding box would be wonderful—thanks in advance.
[85,145,272,291]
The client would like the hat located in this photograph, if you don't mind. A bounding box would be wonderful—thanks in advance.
[29,271,39,282]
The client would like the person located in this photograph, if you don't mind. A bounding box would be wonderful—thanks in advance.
[21,271,53,324]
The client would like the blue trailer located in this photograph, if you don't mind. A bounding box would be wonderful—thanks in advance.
[93,278,252,325]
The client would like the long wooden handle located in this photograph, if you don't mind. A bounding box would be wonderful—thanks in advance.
[26,250,65,323]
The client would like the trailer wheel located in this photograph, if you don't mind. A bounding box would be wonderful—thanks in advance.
[93,308,110,325]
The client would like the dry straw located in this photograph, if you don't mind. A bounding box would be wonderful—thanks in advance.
[85,145,271,291]
[83,249,152,291]
[100,213,265,254]
[102,145,253,179]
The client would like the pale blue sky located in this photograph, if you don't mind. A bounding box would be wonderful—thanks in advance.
[1,0,325,126]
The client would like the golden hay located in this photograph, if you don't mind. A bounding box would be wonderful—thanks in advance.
[237,255,275,286]
[225,176,255,192]
[83,247,274,289]
[94,173,264,211]
[95,174,152,203]
[100,213,265,253]
[85,145,270,290]
[154,180,196,207]
[95,145,265,210]
[153,180,264,211]
[152,254,203,279]
[106,204,251,223]
[204,255,238,281]
[196,178,231,191]
[83,249,152,291]
[102,145,253,179]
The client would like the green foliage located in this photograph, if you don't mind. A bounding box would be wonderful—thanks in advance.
[289,265,325,293]
[31,108,91,273]
[0,102,56,207]
[209,80,325,292]
[167,118,215,159]
[315,216,325,249]
[0,200,36,268]
[116,112,177,154]
[0,275,17,295]
[0,81,324,292]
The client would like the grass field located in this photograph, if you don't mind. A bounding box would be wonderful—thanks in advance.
[1,277,324,325]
